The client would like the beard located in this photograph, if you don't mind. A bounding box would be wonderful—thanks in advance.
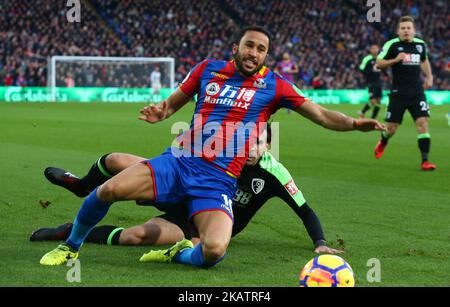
[234,50,264,77]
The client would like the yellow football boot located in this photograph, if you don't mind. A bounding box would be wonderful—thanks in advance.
[40,244,78,266]
[139,239,193,263]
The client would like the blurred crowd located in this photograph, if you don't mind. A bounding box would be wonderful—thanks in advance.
[0,0,127,87]
[90,0,239,84]
[225,0,448,90]
[0,0,448,89]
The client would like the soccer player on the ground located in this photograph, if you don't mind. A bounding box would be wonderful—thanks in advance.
[31,126,342,255]
[30,126,341,254]
[39,25,383,268]
[374,16,436,171]
[358,44,384,119]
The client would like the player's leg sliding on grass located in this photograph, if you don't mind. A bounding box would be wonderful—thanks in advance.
[40,157,233,268]
[37,138,343,256]
[42,153,229,268]
[31,218,189,246]
[139,211,231,268]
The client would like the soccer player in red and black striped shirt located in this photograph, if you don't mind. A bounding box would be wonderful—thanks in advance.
[40,26,383,268]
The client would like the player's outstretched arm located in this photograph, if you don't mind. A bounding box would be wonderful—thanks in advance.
[295,100,385,132]
[138,88,191,124]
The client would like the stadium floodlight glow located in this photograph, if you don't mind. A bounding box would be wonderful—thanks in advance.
[48,56,175,102]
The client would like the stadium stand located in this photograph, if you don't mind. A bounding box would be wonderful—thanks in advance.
[0,0,127,87]
[0,0,448,89]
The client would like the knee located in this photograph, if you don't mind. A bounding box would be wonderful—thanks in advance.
[202,237,229,262]
[105,153,123,174]
[97,182,118,202]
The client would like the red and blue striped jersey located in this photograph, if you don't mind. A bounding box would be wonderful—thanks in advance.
[179,59,307,177]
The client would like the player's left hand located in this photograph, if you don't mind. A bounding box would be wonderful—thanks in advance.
[353,119,385,132]
[314,245,344,255]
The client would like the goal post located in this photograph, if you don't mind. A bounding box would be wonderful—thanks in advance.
[47,56,175,102]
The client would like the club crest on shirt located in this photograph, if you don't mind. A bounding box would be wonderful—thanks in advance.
[252,178,265,194]
[206,82,221,96]
[416,45,423,53]
[254,78,267,89]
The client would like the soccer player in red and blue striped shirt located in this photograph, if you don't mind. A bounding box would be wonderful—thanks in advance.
[40,26,384,268]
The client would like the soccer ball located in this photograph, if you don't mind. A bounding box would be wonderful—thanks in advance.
[299,254,355,287]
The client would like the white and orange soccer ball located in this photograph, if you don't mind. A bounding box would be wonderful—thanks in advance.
[299,255,355,287]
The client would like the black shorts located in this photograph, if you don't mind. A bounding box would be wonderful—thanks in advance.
[136,199,194,239]
[386,93,430,124]
[156,212,194,239]
[368,85,382,100]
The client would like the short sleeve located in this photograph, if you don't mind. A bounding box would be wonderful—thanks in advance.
[378,40,398,60]
[179,60,209,98]
[277,77,308,110]
[259,152,306,208]
[359,55,372,72]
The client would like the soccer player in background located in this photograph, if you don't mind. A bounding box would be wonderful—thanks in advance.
[32,126,342,255]
[39,26,383,268]
[358,44,383,119]
[374,16,435,171]
[275,52,299,114]
[150,66,162,102]
[275,52,299,83]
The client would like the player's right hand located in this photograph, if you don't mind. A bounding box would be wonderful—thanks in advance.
[395,52,407,63]
[138,101,168,123]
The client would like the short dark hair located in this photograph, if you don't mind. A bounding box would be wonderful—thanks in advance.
[234,25,271,51]
[398,16,415,27]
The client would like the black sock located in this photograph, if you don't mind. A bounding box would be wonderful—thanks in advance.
[371,105,380,119]
[78,154,112,192]
[361,103,371,114]
[418,137,430,162]
[85,225,123,245]
[381,131,390,145]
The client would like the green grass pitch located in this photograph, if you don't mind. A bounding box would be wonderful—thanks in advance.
[0,102,449,287]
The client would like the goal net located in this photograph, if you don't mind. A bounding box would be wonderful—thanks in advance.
[47,56,175,102]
